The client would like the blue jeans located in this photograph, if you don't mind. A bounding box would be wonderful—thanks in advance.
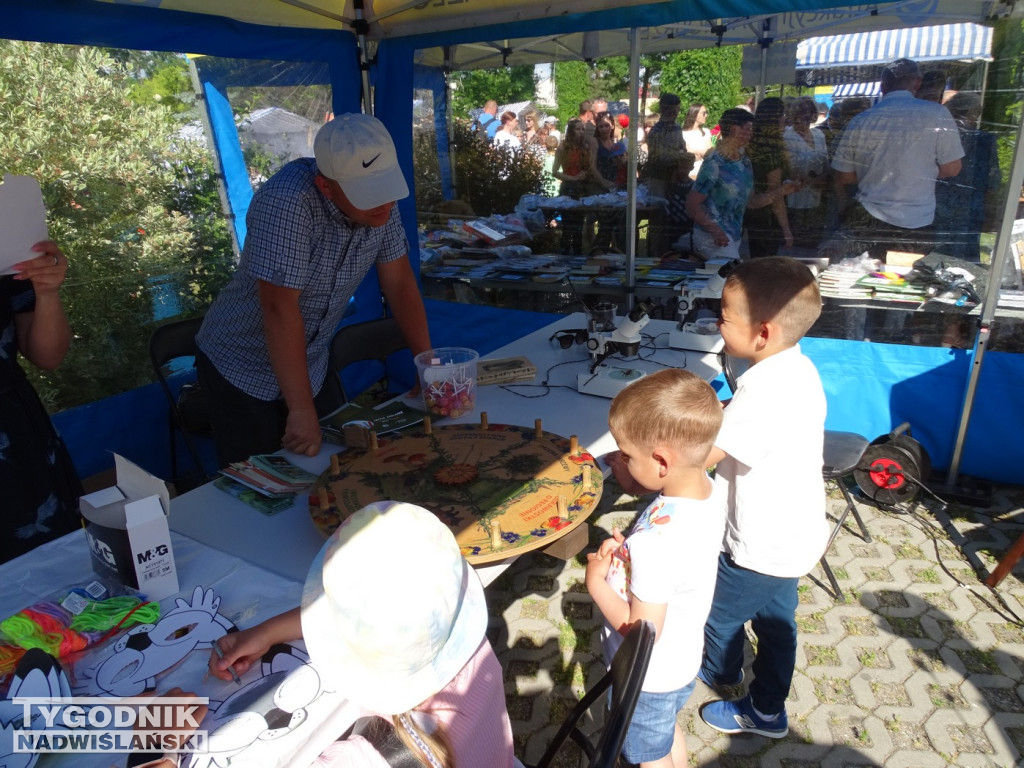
[620,679,696,763]
[701,552,799,715]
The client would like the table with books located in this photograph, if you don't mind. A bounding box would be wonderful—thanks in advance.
[168,313,721,585]
[815,258,1024,345]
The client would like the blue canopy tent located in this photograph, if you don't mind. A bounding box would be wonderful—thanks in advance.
[1,0,1021,488]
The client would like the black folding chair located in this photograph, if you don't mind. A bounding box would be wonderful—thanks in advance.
[323,317,409,406]
[149,315,211,488]
[525,620,655,768]
[820,430,872,602]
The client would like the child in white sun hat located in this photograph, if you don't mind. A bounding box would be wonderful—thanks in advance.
[209,501,515,768]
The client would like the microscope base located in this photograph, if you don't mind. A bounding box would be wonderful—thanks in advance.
[668,325,724,353]
[577,365,646,399]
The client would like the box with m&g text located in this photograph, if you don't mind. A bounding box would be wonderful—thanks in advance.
[80,454,178,600]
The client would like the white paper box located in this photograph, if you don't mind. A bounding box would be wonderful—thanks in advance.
[80,454,178,600]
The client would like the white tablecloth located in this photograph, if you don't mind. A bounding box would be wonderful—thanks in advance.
[168,313,719,584]
[0,531,358,768]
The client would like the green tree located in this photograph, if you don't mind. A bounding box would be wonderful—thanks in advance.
[986,19,1024,188]
[450,67,536,119]
[591,57,630,103]
[0,41,233,410]
[129,60,194,115]
[553,61,590,124]
[590,53,669,109]
[657,47,744,125]
[448,123,544,215]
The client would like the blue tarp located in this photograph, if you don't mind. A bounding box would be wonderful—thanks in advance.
[803,337,1022,484]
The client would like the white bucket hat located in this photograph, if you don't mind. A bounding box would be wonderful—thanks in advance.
[300,501,487,714]
[313,113,410,210]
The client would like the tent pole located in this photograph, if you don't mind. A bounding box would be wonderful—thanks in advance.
[445,70,457,201]
[945,106,1024,487]
[444,46,457,201]
[625,27,640,311]
[353,0,374,114]
[980,59,990,114]
[758,38,769,105]
[187,59,242,260]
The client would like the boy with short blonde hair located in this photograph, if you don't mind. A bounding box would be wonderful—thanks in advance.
[698,256,828,738]
[587,369,726,768]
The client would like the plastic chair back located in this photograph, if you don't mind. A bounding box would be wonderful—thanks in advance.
[324,317,408,405]
[148,315,209,485]
[530,619,655,768]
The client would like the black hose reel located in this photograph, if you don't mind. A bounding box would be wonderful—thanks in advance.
[853,422,933,506]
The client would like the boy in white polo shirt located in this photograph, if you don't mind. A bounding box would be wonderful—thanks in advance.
[697,256,828,738]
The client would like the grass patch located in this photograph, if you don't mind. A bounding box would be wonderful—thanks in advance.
[806,644,840,666]
[796,611,827,633]
[958,648,1000,674]
[911,567,941,583]
[888,616,926,638]
[894,541,925,559]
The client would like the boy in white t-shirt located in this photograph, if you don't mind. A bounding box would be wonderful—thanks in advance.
[697,256,828,738]
[586,369,726,768]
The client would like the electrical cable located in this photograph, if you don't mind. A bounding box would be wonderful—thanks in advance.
[849,471,1024,628]
[499,358,587,399]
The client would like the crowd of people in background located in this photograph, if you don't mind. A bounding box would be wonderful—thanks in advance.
[471,58,1000,269]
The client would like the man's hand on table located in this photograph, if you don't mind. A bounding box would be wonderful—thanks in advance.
[282,407,322,456]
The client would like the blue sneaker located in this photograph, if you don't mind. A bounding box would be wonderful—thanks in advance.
[700,695,788,738]
[696,667,744,689]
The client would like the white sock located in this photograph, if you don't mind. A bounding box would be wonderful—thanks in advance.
[752,703,780,722]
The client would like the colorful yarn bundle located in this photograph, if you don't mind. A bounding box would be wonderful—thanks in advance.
[0,595,160,659]
[0,642,25,681]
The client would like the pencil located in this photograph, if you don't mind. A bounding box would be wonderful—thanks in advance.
[212,641,242,685]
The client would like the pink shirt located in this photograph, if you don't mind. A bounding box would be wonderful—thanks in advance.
[313,640,515,767]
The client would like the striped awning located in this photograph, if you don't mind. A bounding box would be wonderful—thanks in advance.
[833,81,882,98]
[797,23,993,69]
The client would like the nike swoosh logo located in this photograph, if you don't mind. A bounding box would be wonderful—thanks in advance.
[362,154,382,168]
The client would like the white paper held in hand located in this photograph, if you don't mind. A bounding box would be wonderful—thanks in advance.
[0,174,48,275]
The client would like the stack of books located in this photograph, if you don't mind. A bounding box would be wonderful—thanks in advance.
[220,454,318,497]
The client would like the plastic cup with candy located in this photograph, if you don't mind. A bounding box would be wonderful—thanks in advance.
[414,347,479,418]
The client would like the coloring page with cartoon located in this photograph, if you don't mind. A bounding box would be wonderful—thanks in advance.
[0,533,356,768]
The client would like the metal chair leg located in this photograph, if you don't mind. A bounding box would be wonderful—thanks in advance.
[819,556,846,603]
[838,480,871,542]
[819,476,871,604]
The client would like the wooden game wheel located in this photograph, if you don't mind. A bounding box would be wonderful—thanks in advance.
[310,418,603,564]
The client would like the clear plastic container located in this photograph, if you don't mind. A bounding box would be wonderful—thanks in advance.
[414,347,479,418]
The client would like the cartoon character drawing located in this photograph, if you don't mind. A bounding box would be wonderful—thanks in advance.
[0,649,72,768]
[78,586,234,697]
[183,644,326,768]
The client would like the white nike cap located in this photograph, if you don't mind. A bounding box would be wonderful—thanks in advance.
[314,113,409,210]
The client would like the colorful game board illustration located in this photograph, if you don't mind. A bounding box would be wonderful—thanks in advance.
[310,422,603,563]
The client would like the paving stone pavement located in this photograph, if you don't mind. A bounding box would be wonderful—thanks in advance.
[487,478,1024,768]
